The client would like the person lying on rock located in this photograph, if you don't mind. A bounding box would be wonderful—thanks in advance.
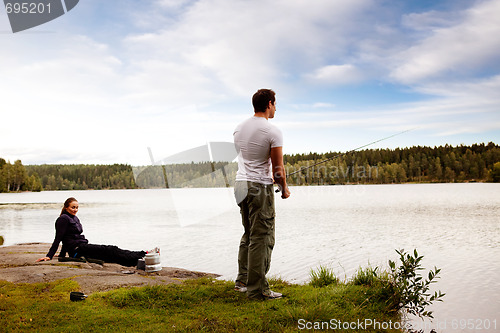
[36,197,158,267]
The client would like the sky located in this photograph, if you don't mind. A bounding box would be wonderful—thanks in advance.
[1,0,499,165]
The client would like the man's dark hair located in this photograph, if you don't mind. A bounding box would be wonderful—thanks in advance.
[252,89,276,113]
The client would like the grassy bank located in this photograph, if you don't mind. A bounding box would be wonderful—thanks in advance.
[0,249,443,332]
[0,275,404,332]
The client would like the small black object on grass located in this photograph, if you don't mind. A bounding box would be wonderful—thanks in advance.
[70,292,87,302]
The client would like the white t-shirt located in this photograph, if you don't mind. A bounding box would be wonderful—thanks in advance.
[233,116,283,185]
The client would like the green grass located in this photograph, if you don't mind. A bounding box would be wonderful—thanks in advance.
[351,266,382,287]
[0,274,403,332]
[309,265,339,287]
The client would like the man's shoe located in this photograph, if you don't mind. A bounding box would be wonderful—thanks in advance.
[234,281,247,293]
[263,290,283,300]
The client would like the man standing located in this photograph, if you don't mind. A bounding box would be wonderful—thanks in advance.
[233,88,291,300]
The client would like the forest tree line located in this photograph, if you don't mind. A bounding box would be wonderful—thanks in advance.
[284,142,500,185]
[0,161,136,192]
[1,142,499,192]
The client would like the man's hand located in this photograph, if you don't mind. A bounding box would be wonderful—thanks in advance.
[271,147,290,199]
[281,186,291,199]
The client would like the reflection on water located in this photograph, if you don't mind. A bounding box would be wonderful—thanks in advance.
[1,183,499,332]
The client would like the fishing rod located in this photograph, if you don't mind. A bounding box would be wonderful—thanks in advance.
[276,128,415,192]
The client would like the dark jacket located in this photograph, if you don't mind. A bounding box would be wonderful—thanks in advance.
[46,212,88,259]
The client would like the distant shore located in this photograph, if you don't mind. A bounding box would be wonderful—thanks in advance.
[2,142,498,192]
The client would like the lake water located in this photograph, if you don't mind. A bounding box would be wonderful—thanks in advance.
[1,183,499,332]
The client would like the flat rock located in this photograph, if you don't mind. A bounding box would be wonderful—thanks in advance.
[0,243,219,294]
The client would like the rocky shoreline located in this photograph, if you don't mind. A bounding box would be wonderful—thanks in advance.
[0,243,219,294]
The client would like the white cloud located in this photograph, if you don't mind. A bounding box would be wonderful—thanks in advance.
[155,0,192,9]
[1,0,499,164]
[278,72,500,140]
[306,64,364,84]
[312,103,336,109]
[390,0,500,84]
[0,34,214,164]
[401,10,463,31]
[413,74,500,101]
[433,121,500,137]
[123,0,376,97]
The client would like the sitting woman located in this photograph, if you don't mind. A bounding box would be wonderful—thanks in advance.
[37,197,157,267]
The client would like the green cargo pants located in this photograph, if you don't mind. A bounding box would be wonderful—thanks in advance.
[235,181,275,298]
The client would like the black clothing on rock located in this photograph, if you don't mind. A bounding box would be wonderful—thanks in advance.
[46,212,88,259]
[74,244,145,267]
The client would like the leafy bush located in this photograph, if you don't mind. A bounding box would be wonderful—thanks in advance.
[388,249,445,318]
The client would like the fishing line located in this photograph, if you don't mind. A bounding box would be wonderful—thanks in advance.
[275,128,416,192]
